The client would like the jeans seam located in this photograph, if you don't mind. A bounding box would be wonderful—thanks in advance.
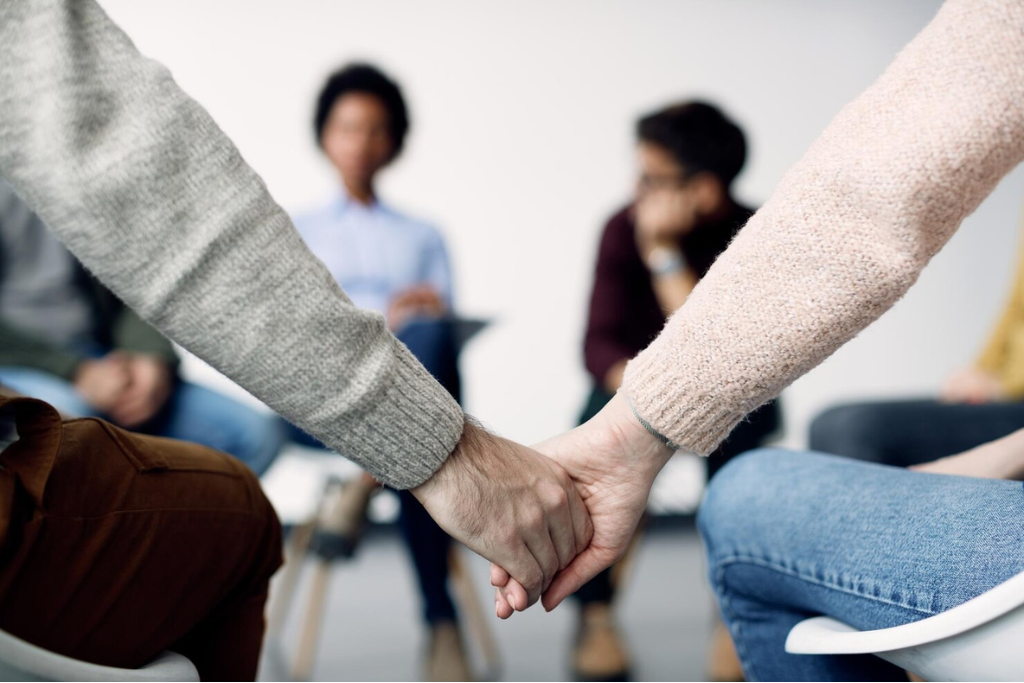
[715,553,937,617]
[713,561,760,681]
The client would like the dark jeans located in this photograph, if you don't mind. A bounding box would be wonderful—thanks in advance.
[0,396,282,680]
[809,398,1024,467]
[289,319,461,625]
[573,387,782,605]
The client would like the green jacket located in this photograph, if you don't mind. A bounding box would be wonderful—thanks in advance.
[0,272,179,381]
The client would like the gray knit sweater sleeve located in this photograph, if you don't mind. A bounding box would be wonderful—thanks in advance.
[0,0,464,489]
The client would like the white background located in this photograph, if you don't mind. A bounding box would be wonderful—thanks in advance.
[101,0,1024,451]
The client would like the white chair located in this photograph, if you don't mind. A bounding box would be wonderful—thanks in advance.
[0,629,198,682]
[785,570,1024,681]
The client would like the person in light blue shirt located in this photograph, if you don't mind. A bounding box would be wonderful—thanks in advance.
[293,193,453,320]
[292,63,469,682]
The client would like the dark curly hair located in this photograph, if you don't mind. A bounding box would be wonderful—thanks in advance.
[314,63,409,159]
[637,101,746,188]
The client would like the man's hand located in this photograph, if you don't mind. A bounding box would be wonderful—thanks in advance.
[634,187,697,247]
[73,355,131,413]
[911,427,1024,480]
[387,285,446,332]
[412,418,594,611]
[490,393,674,618]
[941,367,1004,404]
[108,354,174,428]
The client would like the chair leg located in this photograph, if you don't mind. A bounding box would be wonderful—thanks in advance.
[291,559,332,681]
[267,519,317,639]
[448,545,502,678]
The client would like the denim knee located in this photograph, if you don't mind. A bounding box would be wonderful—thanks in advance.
[698,448,792,555]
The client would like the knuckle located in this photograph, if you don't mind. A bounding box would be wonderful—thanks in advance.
[525,566,544,591]
[525,507,545,530]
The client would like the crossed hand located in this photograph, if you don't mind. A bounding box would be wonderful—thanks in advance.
[412,393,674,617]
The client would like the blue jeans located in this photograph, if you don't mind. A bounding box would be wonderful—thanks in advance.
[0,366,284,476]
[698,449,1024,681]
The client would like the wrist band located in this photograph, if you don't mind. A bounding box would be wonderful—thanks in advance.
[624,393,681,451]
[646,246,688,277]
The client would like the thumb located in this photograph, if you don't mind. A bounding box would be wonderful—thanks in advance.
[541,546,616,612]
[490,563,510,587]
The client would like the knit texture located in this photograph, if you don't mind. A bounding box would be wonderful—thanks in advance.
[0,0,464,489]
[624,0,1024,454]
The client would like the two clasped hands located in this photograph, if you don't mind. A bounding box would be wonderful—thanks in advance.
[412,392,675,620]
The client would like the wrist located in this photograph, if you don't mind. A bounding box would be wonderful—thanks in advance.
[411,416,480,504]
[598,393,675,481]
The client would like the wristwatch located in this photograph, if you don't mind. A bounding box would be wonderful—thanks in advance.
[646,246,688,277]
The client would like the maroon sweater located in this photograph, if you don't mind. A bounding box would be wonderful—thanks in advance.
[583,202,755,387]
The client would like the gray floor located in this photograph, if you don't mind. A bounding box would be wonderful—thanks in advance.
[260,526,716,682]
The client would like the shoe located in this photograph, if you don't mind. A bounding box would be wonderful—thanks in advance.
[424,620,473,682]
[707,618,744,681]
[309,477,376,560]
[571,603,631,681]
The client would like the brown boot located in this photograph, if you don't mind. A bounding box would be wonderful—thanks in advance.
[572,603,631,681]
[424,620,473,682]
[707,618,744,682]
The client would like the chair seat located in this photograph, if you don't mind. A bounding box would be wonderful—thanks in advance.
[0,629,199,682]
[785,570,1024,681]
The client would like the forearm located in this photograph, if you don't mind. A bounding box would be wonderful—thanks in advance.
[624,0,1024,453]
[649,271,696,315]
[986,429,1024,480]
[0,0,463,488]
[640,242,697,314]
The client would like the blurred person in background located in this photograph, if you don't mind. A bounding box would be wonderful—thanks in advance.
[575,101,780,681]
[291,63,468,681]
[810,214,1024,468]
[0,180,284,476]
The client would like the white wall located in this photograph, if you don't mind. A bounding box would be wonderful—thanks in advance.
[100,0,1024,449]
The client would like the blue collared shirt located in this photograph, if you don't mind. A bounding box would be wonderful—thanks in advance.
[292,193,453,315]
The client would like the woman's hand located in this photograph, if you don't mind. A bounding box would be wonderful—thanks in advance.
[490,392,675,617]
[412,419,594,611]
[940,367,1005,404]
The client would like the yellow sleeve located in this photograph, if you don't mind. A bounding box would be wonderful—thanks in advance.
[978,224,1024,398]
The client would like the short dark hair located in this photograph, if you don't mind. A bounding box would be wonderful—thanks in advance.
[314,63,410,159]
[636,101,746,188]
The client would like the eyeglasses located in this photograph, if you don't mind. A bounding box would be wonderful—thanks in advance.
[636,173,690,192]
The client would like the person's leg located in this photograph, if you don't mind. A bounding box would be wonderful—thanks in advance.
[147,381,286,476]
[397,489,457,624]
[568,386,630,680]
[395,321,469,679]
[809,399,1024,466]
[0,397,282,680]
[0,366,97,418]
[698,448,1024,681]
[395,321,461,622]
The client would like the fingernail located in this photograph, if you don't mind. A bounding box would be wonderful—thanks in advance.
[508,594,517,611]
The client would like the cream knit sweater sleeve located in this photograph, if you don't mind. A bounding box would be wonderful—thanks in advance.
[623,0,1024,453]
[0,0,464,489]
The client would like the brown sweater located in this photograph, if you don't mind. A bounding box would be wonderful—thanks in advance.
[623,0,1024,453]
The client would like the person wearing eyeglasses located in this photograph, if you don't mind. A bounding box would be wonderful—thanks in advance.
[575,101,780,682]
